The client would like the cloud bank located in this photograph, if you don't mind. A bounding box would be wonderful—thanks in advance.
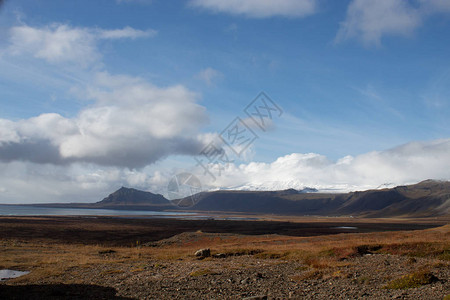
[1,138,448,204]
[197,138,450,192]
[0,72,210,168]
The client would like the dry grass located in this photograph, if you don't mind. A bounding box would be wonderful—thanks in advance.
[383,270,437,289]
[0,221,448,284]
[0,240,150,282]
[189,268,214,277]
[290,270,324,281]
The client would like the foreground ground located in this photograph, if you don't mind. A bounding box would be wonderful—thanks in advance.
[0,216,449,299]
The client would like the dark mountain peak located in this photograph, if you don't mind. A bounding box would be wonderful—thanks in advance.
[115,186,141,194]
[98,187,169,206]
[114,186,130,193]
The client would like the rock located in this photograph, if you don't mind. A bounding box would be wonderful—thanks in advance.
[213,253,227,258]
[242,295,267,300]
[194,248,211,258]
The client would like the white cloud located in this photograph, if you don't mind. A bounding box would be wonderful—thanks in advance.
[0,72,210,168]
[7,23,156,67]
[336,0,450,46]
[8,24,99,66]
[196,67,223,85]
[336,0,421,46]
[195,138,450,192]
[1,138,449,204]
[189,0,317,18]
[98,26,157,39]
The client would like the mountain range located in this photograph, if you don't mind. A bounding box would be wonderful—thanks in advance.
[29,180,450,217]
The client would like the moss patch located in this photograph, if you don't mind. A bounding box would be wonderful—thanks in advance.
[384,270,437,289]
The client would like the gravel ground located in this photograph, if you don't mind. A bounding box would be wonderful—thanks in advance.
[3,252,447,299]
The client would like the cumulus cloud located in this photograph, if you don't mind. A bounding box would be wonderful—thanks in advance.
[195,138,450,192]
[7,23,156,66]
[189,0,317,18]
[336,0,450,46]
[196,67,223,86]
[1,138,449,203]
[0,72,210,168]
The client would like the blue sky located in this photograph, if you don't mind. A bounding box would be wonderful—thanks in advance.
[0,0,450,203]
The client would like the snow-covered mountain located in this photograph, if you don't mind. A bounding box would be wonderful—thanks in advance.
[223,180,396,194]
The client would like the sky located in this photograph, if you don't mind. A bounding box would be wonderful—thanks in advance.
[0,0,450,203]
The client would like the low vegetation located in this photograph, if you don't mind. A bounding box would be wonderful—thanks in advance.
[384,270,437,289]
[189,268,213,277]
[0,217,448,299]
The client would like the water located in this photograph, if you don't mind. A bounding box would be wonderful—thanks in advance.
[0,269,30,281]
[0,205,261,220]
[0,204,196,217]
[332,226,358,230]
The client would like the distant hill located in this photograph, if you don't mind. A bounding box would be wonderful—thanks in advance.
[177,180,450,217]
[98,187,168,206]
[27,180,450,217]
[27,187,173,211]
[347,179,450,217]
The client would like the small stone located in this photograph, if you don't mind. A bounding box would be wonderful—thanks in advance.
[213,253,227,258]
[194,248,211,258]
[242,296,267,300]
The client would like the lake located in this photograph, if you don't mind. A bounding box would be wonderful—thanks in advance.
[0,204,196,217]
